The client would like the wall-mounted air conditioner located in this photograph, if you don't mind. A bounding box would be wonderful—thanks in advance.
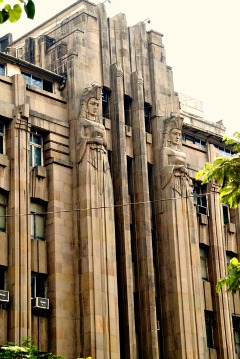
[32,297,49,309]
[0,289,9,302]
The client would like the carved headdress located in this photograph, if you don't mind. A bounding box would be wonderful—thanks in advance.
[79,85,102,120]
[163,115,183,148]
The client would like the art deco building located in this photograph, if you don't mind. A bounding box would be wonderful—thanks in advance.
[0,1,239,358]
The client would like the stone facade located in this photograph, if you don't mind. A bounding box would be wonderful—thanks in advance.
[0,1,239,358]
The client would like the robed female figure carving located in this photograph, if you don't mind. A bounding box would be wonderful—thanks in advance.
[161,117,190,196]
[158,116,205,358]
[77,85,120,359]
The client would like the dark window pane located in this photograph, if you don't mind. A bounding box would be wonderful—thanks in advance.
[32,134,42,146]
[30,145,33,167]
[0,64,4,76]
[31,273,36,297]
[0,266,6,290]
[223,206,229,224]
[0,123,4,134]
[206,322,214,348]
[124,95,132,126]
[43,79,53,93]
[34,147,42,166]
[0,137,3,154]
[102,90,110,118]
[31,202,45,241]
[0,204,6,232]
[144,103,152,133]
[185,134,194,142]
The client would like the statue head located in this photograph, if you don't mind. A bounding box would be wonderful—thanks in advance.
[80,85,102,121]
[163,115,183,148]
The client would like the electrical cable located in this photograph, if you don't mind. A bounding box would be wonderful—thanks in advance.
[0,192,214,218]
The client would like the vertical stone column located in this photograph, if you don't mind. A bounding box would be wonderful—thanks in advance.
[131,71,159,358]
[152,116,205,359]
[207,144,234,358]
[8,74,31,343]
[111,64,137,359]
[46,162,75,359]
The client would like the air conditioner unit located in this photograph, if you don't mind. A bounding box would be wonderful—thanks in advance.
[32,297,49,309]
[0,289,9,302]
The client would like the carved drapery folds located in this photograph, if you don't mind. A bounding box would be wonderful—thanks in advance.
[161,116,191,195]
[76,85,120,358]
[158,115,205,358]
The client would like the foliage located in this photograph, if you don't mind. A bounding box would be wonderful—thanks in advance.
[196,131,240,208]
[0,339,63,359]
[0,0,35,24]
[216,257,240,294]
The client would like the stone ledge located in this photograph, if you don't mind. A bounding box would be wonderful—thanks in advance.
[45,157,73,168]
[227,222,236,234]
[0,154,8,168]
[33,165,47,178]
[125,125,132,137]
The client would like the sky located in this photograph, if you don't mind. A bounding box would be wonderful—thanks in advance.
[0,0,239,136]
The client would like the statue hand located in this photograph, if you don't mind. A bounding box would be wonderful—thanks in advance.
[87,137,106,146]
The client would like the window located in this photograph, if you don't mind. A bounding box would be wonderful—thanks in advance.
[222,205,230,225]
[0,192,7,232]
[0,63,5,76]
[0,265,6,290]
[127,156,134,197]
[30,133,43,167]
[182,133,206,147]
[0,265,7,309]
[144,103,152,133]
[22,71,53,93]
[233,316,240,355]
[0,120,5,154]
[102,88,111,118]
[31,272,47,298]
[31,202,45,241]
[194,182,208,215]
[124,95,132,126]
[44,35,55,51]
[108,150,113,177]
[212,143,233,156]
[219,146,232,157]
[200,245,209,281]
[205,311,214,348]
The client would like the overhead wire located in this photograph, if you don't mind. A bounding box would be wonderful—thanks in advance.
[1,192,214,218]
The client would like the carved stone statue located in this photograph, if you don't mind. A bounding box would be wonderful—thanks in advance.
[77,85,120,358]
[158,115,205,358]
[161,116,190,195]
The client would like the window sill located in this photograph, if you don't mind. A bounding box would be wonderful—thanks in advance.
[125,125,132,137]
[226,222,236,234]
[199,213,208,225]
[146,132,152,144]
[0,154,8,168]
[32,165,46,178]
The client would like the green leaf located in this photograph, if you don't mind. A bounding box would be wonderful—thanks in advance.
[0,9,9,23]
[230,257,239,267]
[5,3,22,22]
[24,0,35,19]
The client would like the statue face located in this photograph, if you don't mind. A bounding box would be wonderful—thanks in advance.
[87,98,100,119]
[169,128,181,145]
